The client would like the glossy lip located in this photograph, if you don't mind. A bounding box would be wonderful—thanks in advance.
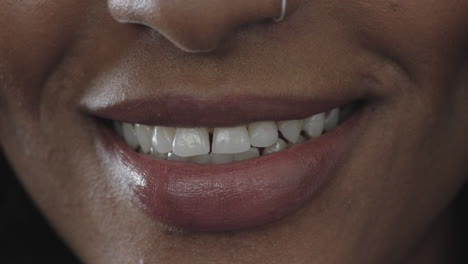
[94,103,365,231]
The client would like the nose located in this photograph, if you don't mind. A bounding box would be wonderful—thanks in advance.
[107,0,299,52]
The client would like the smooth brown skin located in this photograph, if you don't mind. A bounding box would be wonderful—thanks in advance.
[1,0,468,263]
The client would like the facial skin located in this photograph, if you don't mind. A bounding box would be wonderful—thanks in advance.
[1,0,468,263]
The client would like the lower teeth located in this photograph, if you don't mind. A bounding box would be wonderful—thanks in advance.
[113,104,356,164]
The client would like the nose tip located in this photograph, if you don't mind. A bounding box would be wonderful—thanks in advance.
[108,0,299,52]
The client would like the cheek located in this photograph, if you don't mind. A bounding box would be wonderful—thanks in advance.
[339,0,468,81]
[0,1,88,105]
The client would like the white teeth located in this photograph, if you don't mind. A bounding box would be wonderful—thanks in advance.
[116,104,352,164]
[303,113,325,138]
[263,139,288,155]
[167,152,189,162]
[122,123,139,149]
[212,126,250,154]
[152,127,176,154]
[135,125,153,154]
[233,147,260,161]
[248,121,279,148]
[210,153,234,164]
[277,120,303,143]
[172,128,210,157]
[324,108,340,132]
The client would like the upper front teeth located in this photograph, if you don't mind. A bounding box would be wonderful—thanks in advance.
[303,112,325,138]
[248,121,279,148]
[277,119,303,143]
[114,107,343,163]
[122,123,139,149]
[324,108,340,132]
[152,127,176,154]
[135,125,153,153]
[212,126,251,154]
[172,128,210,157]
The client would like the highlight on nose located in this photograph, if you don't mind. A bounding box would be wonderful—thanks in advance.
[107,0,299,52]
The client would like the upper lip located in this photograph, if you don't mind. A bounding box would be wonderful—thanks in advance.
[77,44,376,127]
[82,94,361,127]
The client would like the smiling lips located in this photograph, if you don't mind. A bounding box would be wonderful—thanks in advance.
[91,97,363,231]
[114,106,344,164]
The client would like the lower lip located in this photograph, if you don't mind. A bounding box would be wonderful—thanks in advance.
[97,110,363,232]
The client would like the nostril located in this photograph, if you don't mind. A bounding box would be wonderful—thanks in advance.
[107,0,226,52]
[107,0,301,53]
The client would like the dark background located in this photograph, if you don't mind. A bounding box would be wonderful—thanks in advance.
[0,153,79,263]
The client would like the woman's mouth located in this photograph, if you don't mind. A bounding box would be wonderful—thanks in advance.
[114,105,351,164]
[89,96,366,232]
